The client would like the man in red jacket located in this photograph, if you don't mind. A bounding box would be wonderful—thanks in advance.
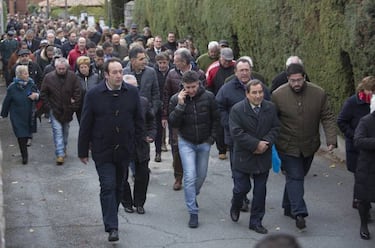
[67,37,87,70]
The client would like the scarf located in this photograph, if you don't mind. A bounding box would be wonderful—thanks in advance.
[358,91,372,103]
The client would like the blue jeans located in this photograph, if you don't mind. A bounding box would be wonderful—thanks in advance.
[50,111,70,157]
[280,153,314,217]
[178,136,211,214]
[95,160,128,232]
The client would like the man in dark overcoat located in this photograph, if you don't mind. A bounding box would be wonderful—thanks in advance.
[78,58,144,242]
[229,79,280,234]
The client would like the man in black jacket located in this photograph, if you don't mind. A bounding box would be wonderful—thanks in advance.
[229,79,280,234]
[168,70,219,228]
[24,29,40,53]
[78,58,144,242]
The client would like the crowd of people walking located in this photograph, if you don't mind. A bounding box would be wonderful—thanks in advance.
[0,13,374,245]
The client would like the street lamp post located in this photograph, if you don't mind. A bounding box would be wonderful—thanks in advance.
[106,0,112,28]
[46,0,50,19]
[65,0,68,20]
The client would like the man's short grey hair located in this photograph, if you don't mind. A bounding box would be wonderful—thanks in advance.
[15,65,29,78]
[54,57,69,68]
[123,74,137,86]
[25,29,34,36]
[286,56,303,67]
[78,37,86,43]
[46,29,56,36]
[208,41,219,50]
[238,56,254,67]
[174,48,193,64]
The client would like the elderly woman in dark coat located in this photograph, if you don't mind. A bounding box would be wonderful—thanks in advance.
[1,65,40,164]
[353,94,375,240]
[337,76,375,208]
[121,74,156,214]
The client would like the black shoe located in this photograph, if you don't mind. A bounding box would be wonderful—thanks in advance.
[108,229,119,242]
[136,206,145,214]
[124,206,134,213]
[240,199,249,212]
[360,226,370,240]
[188,214,198,228]
[22,156,28,165]
[249,224,268,234]
[296,215,306,229]
[230,206,240,222]
[154,153,161,162]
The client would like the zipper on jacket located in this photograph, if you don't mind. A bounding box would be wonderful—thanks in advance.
[191,97,199,143]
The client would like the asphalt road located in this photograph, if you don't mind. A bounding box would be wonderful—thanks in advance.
[0,85,374,248]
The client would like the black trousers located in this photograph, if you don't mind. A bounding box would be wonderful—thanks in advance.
[232,169,269,226]
[154,110,162,154]
[17,137,28,160]
[170,127,183,179]
[95,160,128,232]
[122,160,150,207]
[215,125,227,154]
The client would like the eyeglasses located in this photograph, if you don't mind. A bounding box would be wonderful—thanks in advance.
[288,78,305,84]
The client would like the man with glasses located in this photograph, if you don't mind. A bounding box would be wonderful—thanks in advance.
[271,63,337,230]
[270,56,310,93]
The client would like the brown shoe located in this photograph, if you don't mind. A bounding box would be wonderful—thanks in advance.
[173,179,182,191]
[218,153,227,160]
[56,156,64,165]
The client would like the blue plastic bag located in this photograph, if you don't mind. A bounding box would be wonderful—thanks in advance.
[272,145,281,173]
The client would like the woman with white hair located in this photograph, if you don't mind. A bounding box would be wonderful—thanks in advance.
[1,65,39,164]
[353,93,375,240]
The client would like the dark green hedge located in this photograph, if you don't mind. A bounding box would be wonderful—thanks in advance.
[132,0,375,115]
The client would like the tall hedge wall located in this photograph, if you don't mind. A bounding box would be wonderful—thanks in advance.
[133,0,375,115]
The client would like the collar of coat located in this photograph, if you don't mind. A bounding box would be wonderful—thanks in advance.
[98,80,130,93]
